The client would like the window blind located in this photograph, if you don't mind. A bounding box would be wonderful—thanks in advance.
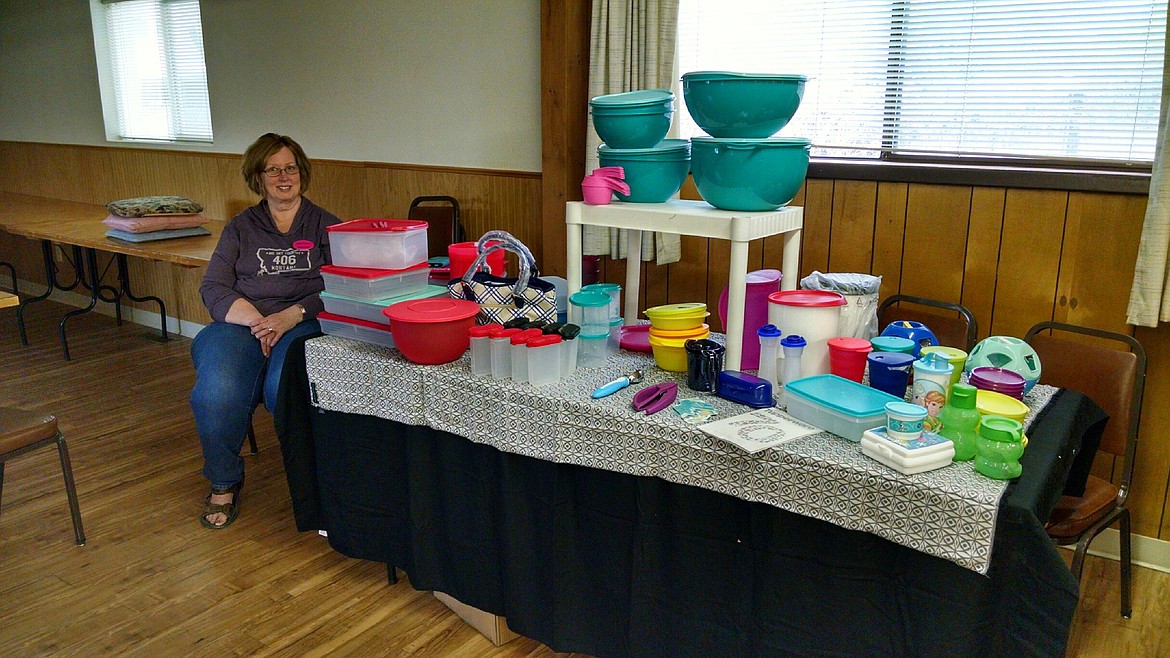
[101,0,212,142]
[677,0,1167,166]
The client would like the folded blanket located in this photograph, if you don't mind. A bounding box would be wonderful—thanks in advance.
[106,195,204,218]
[104,226,211,243]
[101,213,208,233]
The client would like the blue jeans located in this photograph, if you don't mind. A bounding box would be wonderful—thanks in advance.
[190,320,320,489]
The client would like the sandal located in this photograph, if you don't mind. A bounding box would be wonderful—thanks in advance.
[199,479,243,529]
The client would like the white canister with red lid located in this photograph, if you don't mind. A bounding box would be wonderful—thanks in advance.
[767,290,846,379]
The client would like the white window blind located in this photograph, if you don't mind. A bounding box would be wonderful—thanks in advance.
[677,0,1167,167]
[93,0,212,143]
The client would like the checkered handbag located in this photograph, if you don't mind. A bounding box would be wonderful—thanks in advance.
[451,231,557,325]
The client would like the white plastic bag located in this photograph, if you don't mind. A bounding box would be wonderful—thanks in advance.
[800,271,882,339]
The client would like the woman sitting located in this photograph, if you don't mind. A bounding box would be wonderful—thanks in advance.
[190,133,341,529]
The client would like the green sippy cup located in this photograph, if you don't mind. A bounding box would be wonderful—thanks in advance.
[974,415,1026,479]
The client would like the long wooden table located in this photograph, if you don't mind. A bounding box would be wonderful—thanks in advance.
[0,192,225,358]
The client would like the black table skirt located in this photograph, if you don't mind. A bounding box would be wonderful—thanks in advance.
[275,336,1107,658]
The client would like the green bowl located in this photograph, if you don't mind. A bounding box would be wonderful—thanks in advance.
[690,137,810,211]
[682,71,807,138]
[591,103,673,149]
[598,139,691,203]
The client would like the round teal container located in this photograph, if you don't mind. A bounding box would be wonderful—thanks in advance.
[591,104,673,149]
[690,137,810,211]
[870,335,916,354]
[681,71,807,138]
[598,139,691,203]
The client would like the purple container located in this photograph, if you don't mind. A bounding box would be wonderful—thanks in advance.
[718,269,781,371]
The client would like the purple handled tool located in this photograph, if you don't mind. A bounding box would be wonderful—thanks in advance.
[632,382,679,415]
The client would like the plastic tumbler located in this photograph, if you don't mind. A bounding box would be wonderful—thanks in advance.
[757,324,782,387]
[867,351,915,398]
[685,339,725,392]
[827,337,872,383]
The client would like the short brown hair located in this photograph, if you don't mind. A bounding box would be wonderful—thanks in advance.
[240,133,312,196]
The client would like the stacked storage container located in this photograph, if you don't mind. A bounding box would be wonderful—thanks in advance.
[589,90,691,203]
[316,218,444,347]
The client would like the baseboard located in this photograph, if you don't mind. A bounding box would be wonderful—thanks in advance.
[1069,528,1170,574]
[13,277,206,338]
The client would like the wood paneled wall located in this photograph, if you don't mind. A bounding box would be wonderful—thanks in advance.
[0,140,541,325]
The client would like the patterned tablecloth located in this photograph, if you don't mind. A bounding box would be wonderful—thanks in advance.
[304,334,1057,574]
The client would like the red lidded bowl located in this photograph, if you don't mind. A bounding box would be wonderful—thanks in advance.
[382,298,480,365]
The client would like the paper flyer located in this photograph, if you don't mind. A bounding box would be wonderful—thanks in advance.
[699,407,822,454]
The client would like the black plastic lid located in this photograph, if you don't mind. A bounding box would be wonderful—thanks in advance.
[557,323,582,340]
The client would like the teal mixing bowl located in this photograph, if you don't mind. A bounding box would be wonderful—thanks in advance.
[598,139,691,203]
[591,103,673,149]
[682,71,807,138]
[690,137,810,211]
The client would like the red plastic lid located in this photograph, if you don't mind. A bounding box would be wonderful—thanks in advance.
[468,323,502,338]
[767,290,847,307]
[321,262,429,278]
[827,337,873,352]
[527,334,562,348]
[317,310,393,332]
[511,328,543,345]
[382,297,479,324]
[327,218,428,233]
[491,327,522,339]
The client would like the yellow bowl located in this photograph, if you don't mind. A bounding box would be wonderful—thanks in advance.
[644,303,710,331]
[647,331,709,371]
[976,389,1028,423]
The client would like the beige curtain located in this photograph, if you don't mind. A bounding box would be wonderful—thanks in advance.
[582,0,682,265]
[1126,36,1170,326]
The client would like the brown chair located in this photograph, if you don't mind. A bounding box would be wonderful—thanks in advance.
[878,294,978,351]
[1024,321,1145,618]
[408,195,464,260]
[0,407,85,545]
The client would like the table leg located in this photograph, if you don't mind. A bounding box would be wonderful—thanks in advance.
[725,240,749,372]
[781,228,802,291]
[59,247,102,361]
[17,241,82,347]
[109,253,170,341]
[566,211,583,296]
[623,229,643,325]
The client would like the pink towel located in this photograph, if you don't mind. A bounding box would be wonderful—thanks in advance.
[101,213,208,234]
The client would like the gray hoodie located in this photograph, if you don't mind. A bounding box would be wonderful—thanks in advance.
[200,197,341,322]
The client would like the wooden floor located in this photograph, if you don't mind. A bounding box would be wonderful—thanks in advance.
[0,300,1165,657]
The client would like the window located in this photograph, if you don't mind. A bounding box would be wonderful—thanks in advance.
[677,0,1167,171]
[89,0,213,143]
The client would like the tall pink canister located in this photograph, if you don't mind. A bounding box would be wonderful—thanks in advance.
[718,268,781,371]
[766,290,846,379]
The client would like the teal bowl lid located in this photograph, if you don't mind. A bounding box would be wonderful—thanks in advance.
[885,401,928,419]
[590,89,674,106]
[691,137,812,149]
[569,290,610,307]
[870,336,916,353]
[682,71,808,83]
[598,138,691,157]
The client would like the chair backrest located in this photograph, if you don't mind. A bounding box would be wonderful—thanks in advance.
[408,195,463,259]
[877,294,978,351]
[1024,322,1145,490]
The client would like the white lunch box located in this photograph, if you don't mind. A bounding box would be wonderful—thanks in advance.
[860,427,955,475]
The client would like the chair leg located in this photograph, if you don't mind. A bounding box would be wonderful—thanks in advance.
[55,434,86,546]
[246,421,258,455]
[387,563,398,585]
[1120,510,1132,618]
[1070,536,1089,582]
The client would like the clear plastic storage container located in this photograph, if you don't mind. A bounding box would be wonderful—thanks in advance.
[327,218,429,270]
[316,311,397,348]
[320,286,446,324]
[320,263,431,301]
[783,374,899,442]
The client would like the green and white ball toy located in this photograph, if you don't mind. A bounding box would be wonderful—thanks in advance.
[965,336,1042,394]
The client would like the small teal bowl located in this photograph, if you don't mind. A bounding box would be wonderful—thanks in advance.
[690,137,810,211]
[591,103,673,149]
[598,139,691,203]
[682,71,807,138]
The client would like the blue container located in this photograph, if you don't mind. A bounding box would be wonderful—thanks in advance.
[690,137,810,211]
[681,71,807,138]
[598,139,691,203]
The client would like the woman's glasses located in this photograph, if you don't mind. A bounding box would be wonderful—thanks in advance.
[262,164,300,177]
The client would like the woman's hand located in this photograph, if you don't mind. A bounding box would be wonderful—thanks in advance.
[249,305,303,357]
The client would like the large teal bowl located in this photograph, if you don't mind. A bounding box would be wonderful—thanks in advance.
[598,139,691,203]
[690,137,810,211]
[591,103,673,149]
[682,71,807,138]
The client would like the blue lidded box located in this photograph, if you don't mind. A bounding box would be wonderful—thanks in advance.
[783,374,901,441]
[716,370,774,408]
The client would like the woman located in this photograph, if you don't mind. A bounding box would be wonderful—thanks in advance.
[191,133,341,529]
